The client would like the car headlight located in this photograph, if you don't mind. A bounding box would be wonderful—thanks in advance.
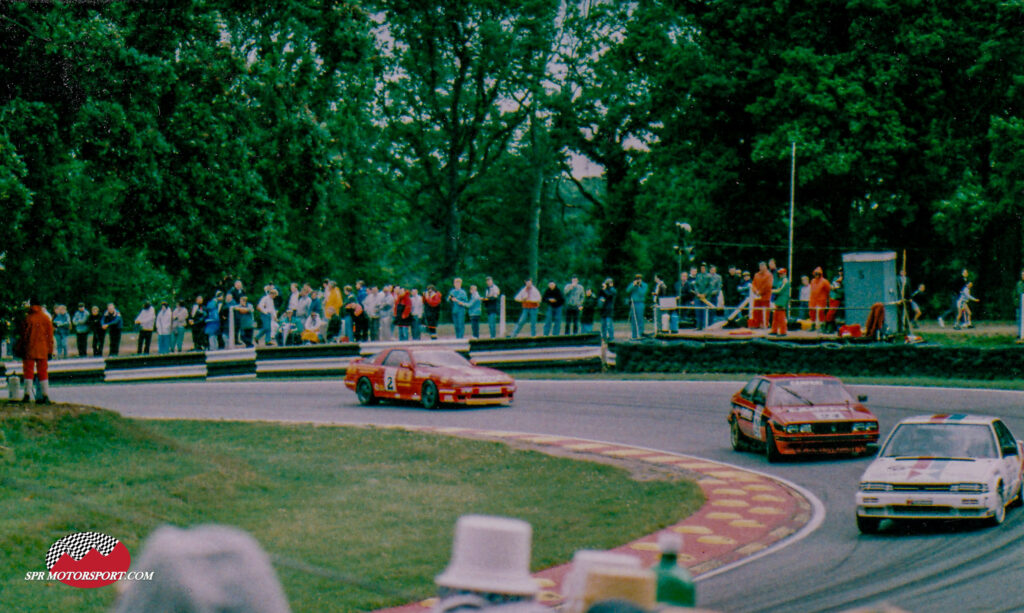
[860,482,892,492]
[950,483,989,493]
[800,424,812,433]
[785,424,799,434]
[852,422,878,432]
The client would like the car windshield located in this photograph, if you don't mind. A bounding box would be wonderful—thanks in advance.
[413,350,471,368]
[769,379,853,406]
[881,423,997,459]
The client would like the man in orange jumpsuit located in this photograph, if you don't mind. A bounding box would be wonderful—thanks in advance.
[770,268,791,336]
[809,267,832,330]
[750,261,774,328]
[15,297,55,404]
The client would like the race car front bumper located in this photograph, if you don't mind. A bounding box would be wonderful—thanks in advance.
[856,490,1000,520]
[440,385,515,406]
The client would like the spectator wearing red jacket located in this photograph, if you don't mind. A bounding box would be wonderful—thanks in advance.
[809,267,832,330]
[16,298,55,404]
[750,261,774,329]
[394,286,414,341]
[423,285,443,339]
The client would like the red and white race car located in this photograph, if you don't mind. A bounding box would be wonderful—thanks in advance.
[856,414,1024,533]
[728,374,879,462]
[344,347,516,410]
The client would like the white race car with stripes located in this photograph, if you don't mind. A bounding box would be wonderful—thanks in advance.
[856,414,1024,533]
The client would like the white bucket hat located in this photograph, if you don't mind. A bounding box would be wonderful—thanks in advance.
[435,515,539,596]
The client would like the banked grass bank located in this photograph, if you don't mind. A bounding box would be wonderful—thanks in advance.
[615,338,1024,380]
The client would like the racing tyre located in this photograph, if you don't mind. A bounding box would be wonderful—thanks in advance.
[856,515,881,534]
[730,419,748,452]
[355,377,377,406]
[765,427,782,463]
[1010,478,1023,509]
[988,482,1007,527]
[421,380,440,410]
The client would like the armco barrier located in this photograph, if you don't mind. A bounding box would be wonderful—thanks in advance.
[255,343,361,378]
[0,357,106,383]
[0,334,606,385]
[205,347,257,379]
[105,352,207,382]
[11,336,1024,383]
[470,333,603,370]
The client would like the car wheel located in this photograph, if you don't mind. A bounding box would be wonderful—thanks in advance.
[355,377,376,406]
[988,481,1007,526]
[421,380,440,410]
[1010,478,1024,509]
[856,515,881,534]
[730,419,747,452]
[765,427,782,463]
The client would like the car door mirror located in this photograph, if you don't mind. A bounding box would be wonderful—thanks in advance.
[857,395,868,403]
[400,361,412,370]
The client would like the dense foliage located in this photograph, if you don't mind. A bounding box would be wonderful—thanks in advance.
[2,0,1023,317]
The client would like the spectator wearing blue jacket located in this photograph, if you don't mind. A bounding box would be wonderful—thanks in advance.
[205,293,223,349]
[100,303,123,356]
[626,274,649,340]
[447,277,468,339]
[466,285,482,338]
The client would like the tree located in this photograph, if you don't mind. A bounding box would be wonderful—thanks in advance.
[552,0,685,282]
[373,0,561,278]
[646,0,1024,314]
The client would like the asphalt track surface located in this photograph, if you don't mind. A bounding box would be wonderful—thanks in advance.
[56,379,1024,613]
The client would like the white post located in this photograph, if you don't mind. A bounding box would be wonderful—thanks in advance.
[499,295,507,338]
[788,141,796,316]
[228,307,236,350]
[1019,293,1023,341]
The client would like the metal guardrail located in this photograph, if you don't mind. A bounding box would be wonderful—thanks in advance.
[1,335,608,385]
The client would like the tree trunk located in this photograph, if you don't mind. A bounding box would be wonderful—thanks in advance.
[527,113,543,282]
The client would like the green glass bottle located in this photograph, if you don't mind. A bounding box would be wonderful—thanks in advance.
[654,532,695,607]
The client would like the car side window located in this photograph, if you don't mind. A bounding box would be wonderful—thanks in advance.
[741,378,758,399]
[384,350,409,367]
[994,421,1018,456]
[752,380,770,406]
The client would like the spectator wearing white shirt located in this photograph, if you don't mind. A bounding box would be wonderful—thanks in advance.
[155,301,173,354]
[134,302,156,354]
[410,288,425,340]
[255,288,278,346]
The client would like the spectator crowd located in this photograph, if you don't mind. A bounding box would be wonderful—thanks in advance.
[11,259,1016,360]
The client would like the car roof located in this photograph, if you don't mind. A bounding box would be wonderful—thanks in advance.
[760,374,839,381]
[896,414,998,426]
[380,346,450,354]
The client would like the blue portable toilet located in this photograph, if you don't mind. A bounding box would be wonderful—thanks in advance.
[842,252,899,336]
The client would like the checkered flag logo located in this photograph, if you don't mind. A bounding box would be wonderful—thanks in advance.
[46,532,120,570]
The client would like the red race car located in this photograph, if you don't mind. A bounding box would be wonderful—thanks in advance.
[728,374,879,462]
[344,347,516,410]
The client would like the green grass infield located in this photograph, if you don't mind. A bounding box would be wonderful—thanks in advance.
[0,403,703,612]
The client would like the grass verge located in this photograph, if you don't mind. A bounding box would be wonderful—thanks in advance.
[0,402,703,613]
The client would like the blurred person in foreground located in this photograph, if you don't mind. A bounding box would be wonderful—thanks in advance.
[111,524,290,613]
